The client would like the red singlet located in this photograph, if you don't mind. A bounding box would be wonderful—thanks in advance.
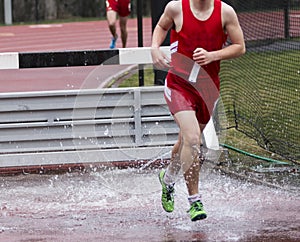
[165,0,227,124]
[106,0,131,17]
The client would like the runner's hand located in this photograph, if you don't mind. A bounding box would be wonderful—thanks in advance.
[193,48,214,66]
[151,47,171,70]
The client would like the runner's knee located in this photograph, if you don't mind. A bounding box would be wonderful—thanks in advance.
[182,133,200,148]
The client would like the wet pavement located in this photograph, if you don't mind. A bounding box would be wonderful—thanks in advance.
[0,163,299,242]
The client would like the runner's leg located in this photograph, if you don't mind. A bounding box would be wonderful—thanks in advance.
[164,132,182,185]
[106,10,118,39]
[119,16,128,48]
[174,110,201,195]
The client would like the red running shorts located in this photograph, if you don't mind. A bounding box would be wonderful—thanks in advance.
[164,72,219,125]
[106,0,131,17]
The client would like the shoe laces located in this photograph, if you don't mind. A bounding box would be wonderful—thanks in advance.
[191,201,204,212]
[165,185,174,201]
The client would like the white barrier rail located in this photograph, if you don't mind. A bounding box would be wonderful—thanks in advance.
[0,47,170,70]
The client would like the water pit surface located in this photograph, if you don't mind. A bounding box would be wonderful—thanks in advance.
[0,165,299,242]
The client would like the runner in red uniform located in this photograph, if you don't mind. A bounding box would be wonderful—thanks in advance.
[167,0,227,124]
[151,0,245,221]
[106,0,131,48]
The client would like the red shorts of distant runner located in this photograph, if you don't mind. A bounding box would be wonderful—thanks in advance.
[106,0,131,17]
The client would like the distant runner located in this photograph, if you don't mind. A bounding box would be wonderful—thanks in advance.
[106,0,131,48]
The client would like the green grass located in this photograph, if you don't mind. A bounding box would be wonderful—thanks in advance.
[220,49,299,162]
[117,66,155,87]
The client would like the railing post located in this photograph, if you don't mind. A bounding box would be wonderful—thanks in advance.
[284,0,290,39]
[134,88,142,146]
[4,0,12,25]
[151,0,171,86]
[35,0,39,23]
[137,0,144,86]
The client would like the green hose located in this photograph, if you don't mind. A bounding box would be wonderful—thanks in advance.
[220,143,290,165]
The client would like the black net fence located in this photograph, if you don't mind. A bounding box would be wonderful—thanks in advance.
[219,0,300,163]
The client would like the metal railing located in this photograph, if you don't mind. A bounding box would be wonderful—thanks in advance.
[0,86,178,168]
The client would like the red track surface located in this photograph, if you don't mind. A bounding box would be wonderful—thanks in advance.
[0,19,152,52]
[0,18,152,92]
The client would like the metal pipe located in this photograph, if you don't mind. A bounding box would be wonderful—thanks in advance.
[4,0,12,25]
[137,0,144,86]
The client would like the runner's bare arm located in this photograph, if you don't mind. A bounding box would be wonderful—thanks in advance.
[151,1,180,69]
[193,3,245,66]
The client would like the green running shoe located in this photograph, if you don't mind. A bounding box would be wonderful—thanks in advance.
[158,170,175,212]
[188,201,207,221]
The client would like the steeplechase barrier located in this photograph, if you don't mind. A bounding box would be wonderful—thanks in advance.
[0,47,175,171]
[0,47,170,70]
[0,47,221,172]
